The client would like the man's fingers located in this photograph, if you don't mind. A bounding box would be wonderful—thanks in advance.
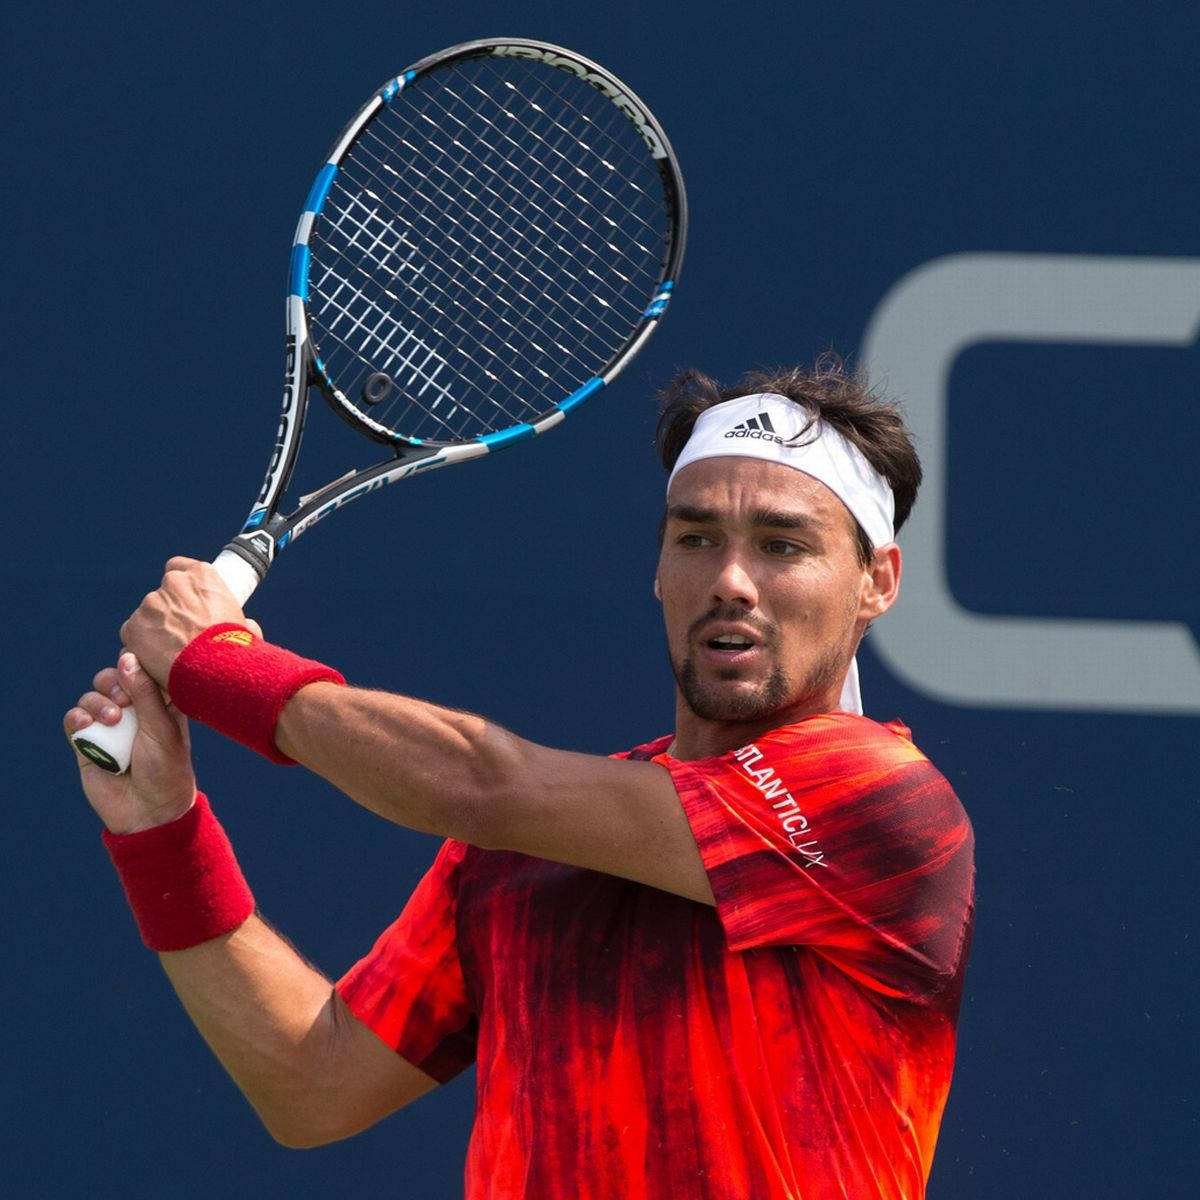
[91,666,130,705]
[70,690,124,726]
[64,704,95,735]
[118,653,176,735]
[64,707,102,769]
[163,556,203,577]
[64,694,123,771]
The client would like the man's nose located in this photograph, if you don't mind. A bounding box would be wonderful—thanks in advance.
[711,547,758,607]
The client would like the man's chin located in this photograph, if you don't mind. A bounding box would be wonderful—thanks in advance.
[678,675,789,724]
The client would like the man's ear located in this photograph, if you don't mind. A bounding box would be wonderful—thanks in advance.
[858,543,901,621]
[653,573,662,602]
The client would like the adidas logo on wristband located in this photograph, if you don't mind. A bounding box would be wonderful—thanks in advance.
[212,629,254,646]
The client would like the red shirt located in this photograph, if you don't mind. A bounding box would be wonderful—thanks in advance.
[337,714,975,1198]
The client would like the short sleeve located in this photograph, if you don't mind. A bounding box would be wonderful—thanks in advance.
[336,839,478,1082]
[660,715,974,999]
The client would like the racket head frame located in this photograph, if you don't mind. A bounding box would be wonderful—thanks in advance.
[223,38,687,585]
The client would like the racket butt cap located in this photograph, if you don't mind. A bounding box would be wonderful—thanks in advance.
[73,711,139,775]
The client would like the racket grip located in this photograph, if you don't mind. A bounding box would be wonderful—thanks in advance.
[71,552,264,774]
[212,548,263,607]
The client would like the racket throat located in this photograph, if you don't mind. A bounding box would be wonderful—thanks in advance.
[222,524,285,587]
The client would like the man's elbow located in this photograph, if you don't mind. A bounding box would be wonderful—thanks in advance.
[443,724,542,852]
[250,1096,345,1149]
[266,1121,337,1151]
[258,1103,375,1150]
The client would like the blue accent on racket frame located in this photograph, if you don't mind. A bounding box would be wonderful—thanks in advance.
[481,424,536,450]
[243,510,267,529]
[558,377,604,413]
[382,71,416,103]
[289,245,311,300]
[643,281,675,318]
[303,163,338,215]
[277,531,292,549]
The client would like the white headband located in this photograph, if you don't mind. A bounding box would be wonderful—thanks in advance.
[667,393,895,549]
[667,393,896,716]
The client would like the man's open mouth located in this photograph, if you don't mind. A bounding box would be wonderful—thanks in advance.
[707,633,755,650]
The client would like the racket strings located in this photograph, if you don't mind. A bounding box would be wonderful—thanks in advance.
[396,61,662,283]
[507,77,670,263]
[310,201,508,435]
[313,180,542,435]
[442,81,666,337]
[305,53,673,443]
[351,94,652,374]
[356,124,620,368]
[357,113,651,412]
[316,181,583,436]
[316,135,623,436]
[451,71,666,269]
[343,63,665,384]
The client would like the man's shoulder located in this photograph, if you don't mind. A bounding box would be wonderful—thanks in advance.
[759,714,956,799]
[760,712,927,764]
[698,715,962,818]
[611,716,956,810]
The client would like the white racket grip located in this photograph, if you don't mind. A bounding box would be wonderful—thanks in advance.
[71,551,264,774]
[212,548,262,607]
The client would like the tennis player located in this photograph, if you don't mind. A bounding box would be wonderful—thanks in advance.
[66,362,974,1199]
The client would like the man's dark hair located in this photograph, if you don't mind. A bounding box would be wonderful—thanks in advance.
[655,358,922,564]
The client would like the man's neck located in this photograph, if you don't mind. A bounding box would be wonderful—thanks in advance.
[666,690,842,761]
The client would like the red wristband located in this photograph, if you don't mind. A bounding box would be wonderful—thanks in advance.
[168,623,345,763]
[102,793,255,952]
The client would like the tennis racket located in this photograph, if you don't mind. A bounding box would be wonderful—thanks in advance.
[72,36,686,773]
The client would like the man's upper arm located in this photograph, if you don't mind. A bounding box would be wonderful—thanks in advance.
[483,744,716,905]
[310,989,440,1144]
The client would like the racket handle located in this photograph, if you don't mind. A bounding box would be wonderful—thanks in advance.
[212,548,263,607]
[71,552,263,774]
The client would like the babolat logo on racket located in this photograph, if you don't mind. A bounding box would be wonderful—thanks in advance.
[489,45,667,160]
[724,412,786,445]
[258,335,301,507]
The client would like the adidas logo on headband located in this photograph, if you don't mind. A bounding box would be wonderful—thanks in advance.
[724,411,785,444]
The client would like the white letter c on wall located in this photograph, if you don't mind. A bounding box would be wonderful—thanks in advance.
[861,253,1200,713]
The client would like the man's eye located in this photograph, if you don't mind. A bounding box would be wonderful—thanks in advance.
[765,539,803,556]
[678,533,713,548]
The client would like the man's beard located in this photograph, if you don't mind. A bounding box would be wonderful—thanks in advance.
[673,656,790,721]
[670,626,850,723]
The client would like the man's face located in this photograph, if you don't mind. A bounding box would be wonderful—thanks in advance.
[655,456,885,727]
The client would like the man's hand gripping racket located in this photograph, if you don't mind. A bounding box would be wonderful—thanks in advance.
[71,38,686,773]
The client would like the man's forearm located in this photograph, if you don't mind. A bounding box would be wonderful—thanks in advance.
[158,913,435,1147]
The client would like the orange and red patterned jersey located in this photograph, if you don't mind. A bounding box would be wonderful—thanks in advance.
[337,714,975,1199]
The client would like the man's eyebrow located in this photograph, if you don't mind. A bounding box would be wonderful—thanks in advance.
[666,503,720,524]
[665,503,825,531]
[749,507,825,531]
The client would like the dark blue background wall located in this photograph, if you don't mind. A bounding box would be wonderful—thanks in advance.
[8,2,1197,1195]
